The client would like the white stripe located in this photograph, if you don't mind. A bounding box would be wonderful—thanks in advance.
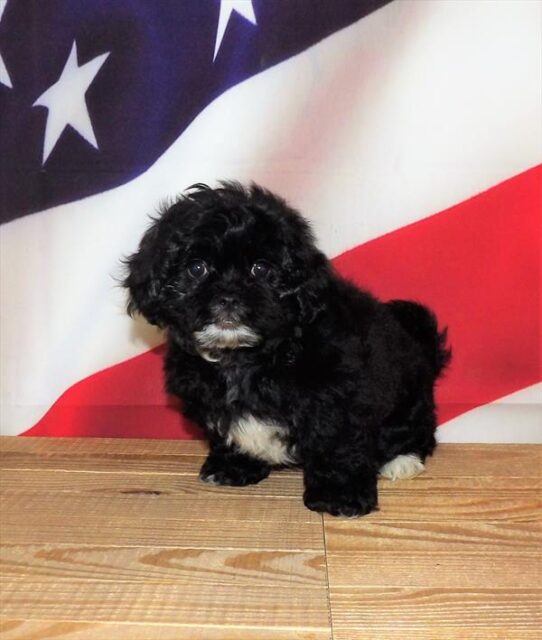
[439,384,542,444]
[1,0,540,434]
[0,0,13,88]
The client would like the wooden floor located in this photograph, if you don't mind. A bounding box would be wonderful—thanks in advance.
[0,437,540,639]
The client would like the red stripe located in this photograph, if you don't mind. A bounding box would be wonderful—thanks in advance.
[24,345,201,439]
[335,164,541,425]
[24,165,541,438]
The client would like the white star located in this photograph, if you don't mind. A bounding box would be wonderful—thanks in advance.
[213,0,257,62]
[33,41,110,164]
[0,0,12,88]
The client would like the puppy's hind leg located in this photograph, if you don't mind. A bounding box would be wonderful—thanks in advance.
[379,453,425,481]
[378,395,437,481]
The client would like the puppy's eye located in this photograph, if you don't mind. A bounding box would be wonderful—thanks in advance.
[187,259,208,280]
[251,260,272,279]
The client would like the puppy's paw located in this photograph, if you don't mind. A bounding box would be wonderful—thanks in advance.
[199,467,265,486]
[303,485,378,518]
[199,455,270,487]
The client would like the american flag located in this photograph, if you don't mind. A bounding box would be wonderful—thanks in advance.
[1,0,540,441]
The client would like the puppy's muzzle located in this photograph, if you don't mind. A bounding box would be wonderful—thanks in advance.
[194,323,260,351]
[193,291,260,356]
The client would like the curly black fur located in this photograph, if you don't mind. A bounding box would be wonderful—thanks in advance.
[124,182,450,517]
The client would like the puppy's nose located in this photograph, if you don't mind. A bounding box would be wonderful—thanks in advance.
[216,295,240,310]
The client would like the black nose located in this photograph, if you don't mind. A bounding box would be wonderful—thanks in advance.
[216,295,239,310]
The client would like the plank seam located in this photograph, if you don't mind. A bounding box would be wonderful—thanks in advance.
[321,514,335,640]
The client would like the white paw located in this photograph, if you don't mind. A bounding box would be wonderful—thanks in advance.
[379,454,425,481]
[200,473,219,485]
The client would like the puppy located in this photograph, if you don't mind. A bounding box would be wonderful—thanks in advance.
[124,182,450,517]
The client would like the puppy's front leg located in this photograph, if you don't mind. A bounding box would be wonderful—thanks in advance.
[199,444,271,487]
[302,441,378,518]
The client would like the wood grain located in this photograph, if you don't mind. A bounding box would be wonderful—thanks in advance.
[423,444,542,477]
[1,544,325,588]
[331,627,542,640]
[1,579,331,630]
[324,520,541,553]
[364,491,541,522]
[329,586,542,629]
[0,492,323,550]
[0,437,209,475]
[0,618,328,640]
[0,467,304,498]
[0,437,209,456]
[326,551,539,589]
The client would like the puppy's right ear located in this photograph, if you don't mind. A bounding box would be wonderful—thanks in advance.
[123,217,169,327]
[123,188,206,326]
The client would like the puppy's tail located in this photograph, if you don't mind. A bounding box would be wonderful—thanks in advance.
[387,300,451,378]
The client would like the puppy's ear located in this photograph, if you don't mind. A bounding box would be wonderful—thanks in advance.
[276,206,332,325]
[292,248,331,325]
[123,198,192,327]
[123,219,166,326]
[246,183,333,325]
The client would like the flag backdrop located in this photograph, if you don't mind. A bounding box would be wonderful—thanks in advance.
[0,0,540,441]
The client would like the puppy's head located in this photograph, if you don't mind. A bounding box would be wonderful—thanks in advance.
[124,182,330,356]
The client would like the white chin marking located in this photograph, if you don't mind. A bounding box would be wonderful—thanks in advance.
[198,349,221,363]
[226,415,295,466]
[194,323,260,350]
[379,454,425,481]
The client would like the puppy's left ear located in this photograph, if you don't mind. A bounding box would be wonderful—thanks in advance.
[292,248,331,325]
[278,211,332,325]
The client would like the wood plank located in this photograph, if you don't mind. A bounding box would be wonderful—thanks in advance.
[424,444,542,477]
[329,587,542,632]
[0,618,329,640]
[379,475,542,492]
[0,453,207,475]
[325,520,541,553]
[326,520,542,626]
[0,492,322,550]
[0,440,299,478]
[0,437,209,456]
[372,492,539,522]
[326,552,540,589]
[1,579,330,629]
[0,489,317,523]
[0,544,325,588]
[0,437,209,474]
[324,492,541,523]
[333,627,542,640]
[0,468,305,498]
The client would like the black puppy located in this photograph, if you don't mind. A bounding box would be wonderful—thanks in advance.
[124,182,450,517]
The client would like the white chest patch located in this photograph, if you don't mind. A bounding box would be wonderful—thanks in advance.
[226,415,295,466]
